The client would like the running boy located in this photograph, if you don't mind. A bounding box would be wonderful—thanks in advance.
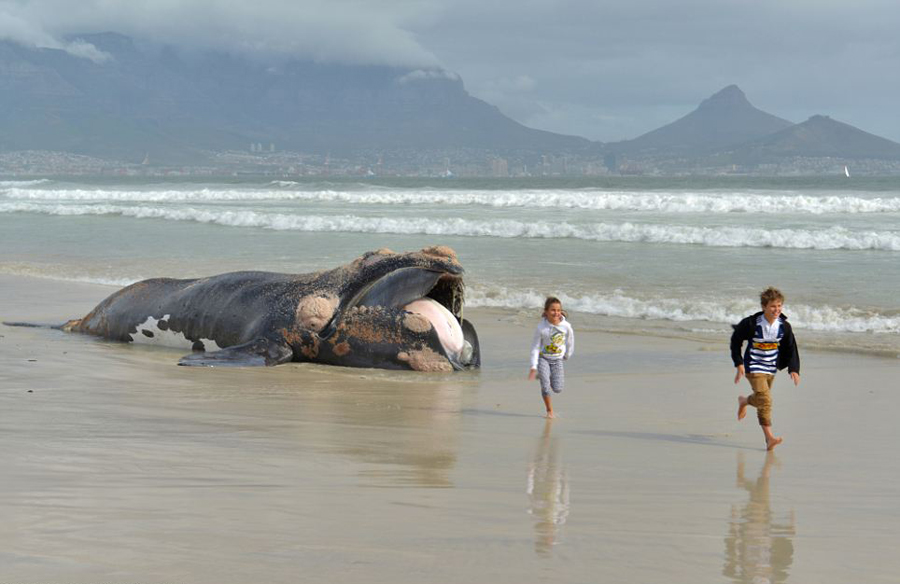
[730,287,800,450]
[529,297,575,418]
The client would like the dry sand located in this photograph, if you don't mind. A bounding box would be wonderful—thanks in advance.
[1,274,898,583]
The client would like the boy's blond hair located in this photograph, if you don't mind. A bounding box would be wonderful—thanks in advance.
[760,287,784,307]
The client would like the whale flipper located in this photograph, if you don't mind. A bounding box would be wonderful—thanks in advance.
[178,338,293,367]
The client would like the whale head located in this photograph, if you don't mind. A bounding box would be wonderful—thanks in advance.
[290,246,480,372]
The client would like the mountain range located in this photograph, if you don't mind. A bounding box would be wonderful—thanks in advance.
[609,85,900,165]
[0,33,590,163]
[2,32,900,170]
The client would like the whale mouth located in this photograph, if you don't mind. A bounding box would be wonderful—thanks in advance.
[353,267,464,319]
[349,267,477,369]
[348,267,465,312]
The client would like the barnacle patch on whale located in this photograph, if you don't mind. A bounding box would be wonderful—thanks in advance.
[296,294,339,332]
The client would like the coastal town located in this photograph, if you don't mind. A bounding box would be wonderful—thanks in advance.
[4,147,899,178]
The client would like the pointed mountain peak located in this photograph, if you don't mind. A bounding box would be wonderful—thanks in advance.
[698,85,751,110]
[615,85,793,155]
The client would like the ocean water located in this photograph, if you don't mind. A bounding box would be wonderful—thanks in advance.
[1,176,898,355]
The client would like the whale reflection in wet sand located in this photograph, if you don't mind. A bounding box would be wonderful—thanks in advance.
[724,452,796,583]
[316,375,463,488]
[526,418,570,556]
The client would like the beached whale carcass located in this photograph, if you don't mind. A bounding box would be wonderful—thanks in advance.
[56,247,480,371]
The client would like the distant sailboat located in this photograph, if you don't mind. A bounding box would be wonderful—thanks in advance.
[844,165,850,178]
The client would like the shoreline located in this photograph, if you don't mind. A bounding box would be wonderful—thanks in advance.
[3,272,896,360]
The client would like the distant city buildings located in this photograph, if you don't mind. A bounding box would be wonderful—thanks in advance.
[2,148,900,177]
[249,143,275,153]
[490,157,509,177]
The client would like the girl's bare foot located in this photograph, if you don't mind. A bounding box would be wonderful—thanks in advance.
[545,411,556,419]
[737,396,748,420]
[766,436,783,451]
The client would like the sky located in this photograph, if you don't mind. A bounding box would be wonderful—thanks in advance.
[2,0,899,142]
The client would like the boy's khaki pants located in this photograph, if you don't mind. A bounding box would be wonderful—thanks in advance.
[746,373,775,427]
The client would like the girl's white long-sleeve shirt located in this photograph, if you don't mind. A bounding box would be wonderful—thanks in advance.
[529,316,575,369]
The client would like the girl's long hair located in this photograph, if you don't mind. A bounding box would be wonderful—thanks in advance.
[543,296,568,319]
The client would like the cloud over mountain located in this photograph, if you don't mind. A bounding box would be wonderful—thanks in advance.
[0,0,440,67]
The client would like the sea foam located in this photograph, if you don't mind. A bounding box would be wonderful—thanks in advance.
[467,286,900,335]
[2,203,899,251]
[3,186,900,214]
[0,179,51,188]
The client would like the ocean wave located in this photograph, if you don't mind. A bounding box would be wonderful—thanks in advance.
[467,286,900,334]
[0,179,52,188]
[1,186,280,202]
[3,186,900,214]
[3,202,899,251]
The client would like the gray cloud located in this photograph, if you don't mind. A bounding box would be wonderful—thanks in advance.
[2,0,899,141]
[0,0,441,66]
[0,2,110,60]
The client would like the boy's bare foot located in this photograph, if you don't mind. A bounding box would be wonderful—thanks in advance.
[766,436,783,451]
[737,396,748,420]
[545,411,556,419]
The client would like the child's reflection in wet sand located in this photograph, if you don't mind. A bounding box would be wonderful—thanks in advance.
[724,451,796,583]
[526,418,570,556]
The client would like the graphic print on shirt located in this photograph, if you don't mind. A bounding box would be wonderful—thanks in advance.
[543,327,566,357]
[746,316,783,374]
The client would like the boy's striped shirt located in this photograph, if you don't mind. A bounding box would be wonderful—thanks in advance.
[746,315,783,374]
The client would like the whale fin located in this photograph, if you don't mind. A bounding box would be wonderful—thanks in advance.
[461,318,481,368]
[178,338,293,367]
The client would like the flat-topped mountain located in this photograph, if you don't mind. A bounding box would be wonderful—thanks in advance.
[610,85,794,157]
[725,114,900,161]
[0,33,591,163]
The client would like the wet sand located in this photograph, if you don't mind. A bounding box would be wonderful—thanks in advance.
[2,274,898,583]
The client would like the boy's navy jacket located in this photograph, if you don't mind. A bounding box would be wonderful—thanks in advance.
[730,311,800,374]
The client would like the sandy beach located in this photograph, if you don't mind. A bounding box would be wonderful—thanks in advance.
[2,273,898,583]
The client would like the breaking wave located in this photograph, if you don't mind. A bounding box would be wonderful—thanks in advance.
[3,186,900,214]
[0,179,51,188]
[467,286,900,335]
[3,202,899,251]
